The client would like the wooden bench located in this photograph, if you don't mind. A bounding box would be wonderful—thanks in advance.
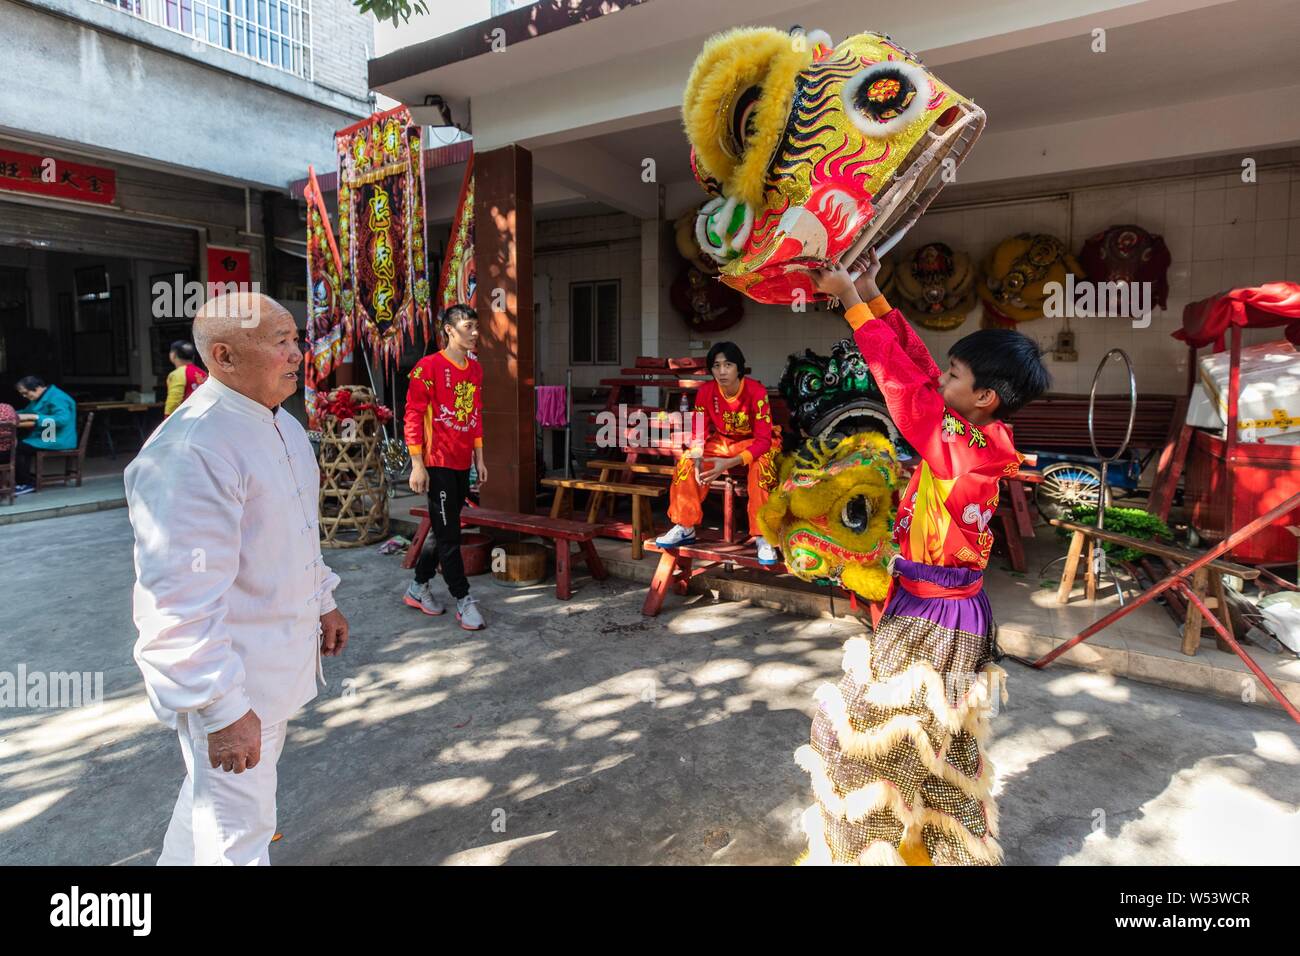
[587,458,676,478]
[641,540,886,626]
[1051,517,1259,655]
[542,477,663,559]
[1007,394,1183,454]
[402,506,607,600]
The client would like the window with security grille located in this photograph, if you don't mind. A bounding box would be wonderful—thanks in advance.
[95,0,313,79]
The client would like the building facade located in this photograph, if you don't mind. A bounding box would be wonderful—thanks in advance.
[0,0,374,403]
[365,0,1300,511]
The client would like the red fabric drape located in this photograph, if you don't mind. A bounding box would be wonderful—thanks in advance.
[1174,282,1300,352]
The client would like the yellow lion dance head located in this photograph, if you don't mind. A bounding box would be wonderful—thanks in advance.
[682,26,984,305]
[757,432,900,601]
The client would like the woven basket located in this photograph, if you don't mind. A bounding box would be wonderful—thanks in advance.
[318,386,389,548]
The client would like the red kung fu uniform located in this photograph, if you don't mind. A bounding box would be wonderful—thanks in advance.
[668,376,781,533]
[794,295,1023,868]
[404,350,484,471]
[845,295,1022,571]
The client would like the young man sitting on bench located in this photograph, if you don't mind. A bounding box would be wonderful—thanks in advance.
[655,341,782,565]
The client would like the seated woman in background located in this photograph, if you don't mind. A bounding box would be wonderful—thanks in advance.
[14,375,77,495]
[164,340,208,416]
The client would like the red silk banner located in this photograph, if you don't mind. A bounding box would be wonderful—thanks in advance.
[303,165,349,428]
[1175,282,1300,351]
[437,155,476,330]
[0,148,116,205]
[335,106,431,371]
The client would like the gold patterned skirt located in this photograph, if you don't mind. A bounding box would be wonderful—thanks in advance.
[797,558,1008,865]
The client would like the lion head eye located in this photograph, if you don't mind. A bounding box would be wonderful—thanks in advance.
[725,85,763,160]
[841,495,873,532]
[841,61,930,137]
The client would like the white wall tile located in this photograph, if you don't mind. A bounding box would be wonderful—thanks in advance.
[1166,191,1195,228]
[1223,185,1257,224]
[1192,223,1224,261]
[1223,219,1255,258]
[1194,188,1226,225]
[1257,181,1290,221]
[1253,256,1285,284]
[1254,219,1289,255]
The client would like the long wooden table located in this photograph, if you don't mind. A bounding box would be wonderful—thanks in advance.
[79,401,164,459]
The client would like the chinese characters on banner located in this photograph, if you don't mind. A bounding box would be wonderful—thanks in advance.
[0,148,116,205]
[435,156,475,351]
[335,106,431,372]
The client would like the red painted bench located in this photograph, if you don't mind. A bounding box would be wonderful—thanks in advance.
[402,506,607,600]
[640,540,887,627]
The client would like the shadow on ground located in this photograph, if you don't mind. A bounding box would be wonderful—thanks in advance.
[1,510,1297,865]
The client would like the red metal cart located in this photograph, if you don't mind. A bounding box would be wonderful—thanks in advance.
[1150,282,1300,565]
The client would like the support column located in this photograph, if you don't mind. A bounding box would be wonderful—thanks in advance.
[474,145,535,513]
[640,216,661,405]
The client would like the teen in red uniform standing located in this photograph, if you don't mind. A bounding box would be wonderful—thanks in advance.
[654,341,782,564]
[403,304,487,630]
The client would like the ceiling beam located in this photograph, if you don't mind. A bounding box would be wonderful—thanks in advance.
[531,141,659,220]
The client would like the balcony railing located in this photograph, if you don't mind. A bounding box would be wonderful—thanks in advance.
[96,0,313,80]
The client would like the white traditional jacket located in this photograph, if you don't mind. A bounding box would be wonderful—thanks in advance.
[125,375,339,732]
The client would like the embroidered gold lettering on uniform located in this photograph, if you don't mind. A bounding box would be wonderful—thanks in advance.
[453,381,476,424]
[942,412,966,439]
[723,409,751,433]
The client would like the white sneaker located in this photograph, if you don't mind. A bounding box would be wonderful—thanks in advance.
[756,536,779,566]
[456,594,485,631]
[403,580,445,616]
[655,524,697,548]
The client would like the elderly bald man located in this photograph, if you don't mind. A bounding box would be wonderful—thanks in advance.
[125,292,348,866]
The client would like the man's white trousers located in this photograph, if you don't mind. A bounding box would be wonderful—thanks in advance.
[157,713,289,866]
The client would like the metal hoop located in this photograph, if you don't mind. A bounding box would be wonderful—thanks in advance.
[1086,347,1137,542]
[1088,348,1137,463]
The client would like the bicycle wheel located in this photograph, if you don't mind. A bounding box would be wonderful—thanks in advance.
[1035,461,1111,521]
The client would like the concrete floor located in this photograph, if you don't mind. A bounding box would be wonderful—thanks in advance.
[1,508,1298,865]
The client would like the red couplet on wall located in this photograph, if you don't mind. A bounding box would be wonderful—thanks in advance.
[207,246,252,288]
[0,148,117,205]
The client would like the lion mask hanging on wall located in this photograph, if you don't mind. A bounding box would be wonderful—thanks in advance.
[894,241,976,330]
[978,232,1083,327]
